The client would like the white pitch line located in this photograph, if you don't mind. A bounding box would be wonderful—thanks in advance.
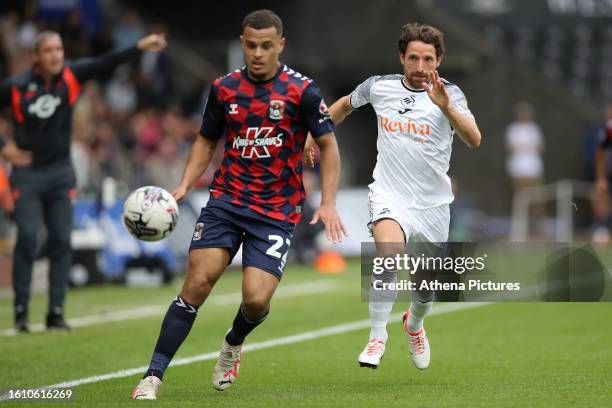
[0,280,338,337]
[0,301,489,399]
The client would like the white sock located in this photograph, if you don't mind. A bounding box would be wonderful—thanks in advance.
[368,270,397,342]
[369,301,394,341]
[407,301,433,333]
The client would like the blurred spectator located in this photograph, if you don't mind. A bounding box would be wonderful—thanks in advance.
[144,135,184,192]
[505,101,546,233]
[90,121,135,189]
[137,22,174,109]
[113,9,145,49]
[291,169,324,264]
[592,104,612,241]
[105,65,138,114]
[59,8,90,58]
[130,108,163,160]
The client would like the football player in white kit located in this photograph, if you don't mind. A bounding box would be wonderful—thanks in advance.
[306,23,481,369]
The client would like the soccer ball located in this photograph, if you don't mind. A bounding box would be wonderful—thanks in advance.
[122,186,179,242]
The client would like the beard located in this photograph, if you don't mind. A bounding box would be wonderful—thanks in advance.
[405,74,429,89]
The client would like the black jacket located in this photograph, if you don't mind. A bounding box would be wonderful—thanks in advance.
[0,46,141,166]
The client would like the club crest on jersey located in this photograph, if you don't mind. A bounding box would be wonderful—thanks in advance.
[268,100,285,120]
[229,103,239,115]
[399,95,416,114]
[28,94,61,119]
[233,127,283,158]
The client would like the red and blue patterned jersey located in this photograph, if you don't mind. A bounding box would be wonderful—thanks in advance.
[200,64,334,224]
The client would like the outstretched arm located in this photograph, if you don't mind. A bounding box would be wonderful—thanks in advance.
[172,136,218,202]
[310,132,347,243]
[329,95,354,126]
[303,95,353,167]
[70,34,167,82]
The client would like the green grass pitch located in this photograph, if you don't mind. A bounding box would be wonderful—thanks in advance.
[1,260,611,407]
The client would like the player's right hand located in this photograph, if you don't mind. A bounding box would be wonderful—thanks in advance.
[310,203,347,243]
[0,142,32,167]
[171,185,189,202]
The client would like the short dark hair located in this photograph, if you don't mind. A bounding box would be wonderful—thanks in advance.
[242,9,283,36]
[397,23,445,58]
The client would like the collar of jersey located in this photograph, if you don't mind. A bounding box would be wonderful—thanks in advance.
[241,63,284,85]
[401,77,426,93]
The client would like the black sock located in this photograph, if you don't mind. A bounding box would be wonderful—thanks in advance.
[145,295,198,380]
[225,304,269,346]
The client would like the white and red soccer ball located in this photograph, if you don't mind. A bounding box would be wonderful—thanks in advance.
[122,186,179,242]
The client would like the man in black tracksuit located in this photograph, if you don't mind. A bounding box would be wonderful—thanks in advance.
[0,31,167,332]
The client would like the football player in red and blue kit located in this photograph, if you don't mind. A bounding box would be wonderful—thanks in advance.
[132,9,346,399]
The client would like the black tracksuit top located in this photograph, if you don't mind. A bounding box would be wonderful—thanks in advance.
[0,46,140,166]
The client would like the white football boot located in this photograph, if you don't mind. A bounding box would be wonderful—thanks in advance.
[358,338,386,369]
[403,311,430,369]
[132,375,162,400]
[212,338,242,391]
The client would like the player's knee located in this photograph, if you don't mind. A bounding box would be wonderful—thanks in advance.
[182,270,215,304]
[242,296,270,317]
[187,274,213,295]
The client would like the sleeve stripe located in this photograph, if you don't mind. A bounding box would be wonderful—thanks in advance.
[62,67,81,106]
[349,92,357,110]
[11,86,24,123]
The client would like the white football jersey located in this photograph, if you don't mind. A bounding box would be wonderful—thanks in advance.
[350,75,474,208]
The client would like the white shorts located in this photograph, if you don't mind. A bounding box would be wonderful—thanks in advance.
[368,186,450,245]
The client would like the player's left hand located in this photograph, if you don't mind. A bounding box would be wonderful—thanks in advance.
[310,204,347,243]
[137,34,167,52]
[424,70,450,111]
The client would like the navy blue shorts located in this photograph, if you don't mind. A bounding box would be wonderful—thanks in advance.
[189,198,295,279]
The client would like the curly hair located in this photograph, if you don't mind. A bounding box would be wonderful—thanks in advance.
[397,23,445,58]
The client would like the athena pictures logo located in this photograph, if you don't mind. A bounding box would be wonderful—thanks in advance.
[28,94,61,119]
